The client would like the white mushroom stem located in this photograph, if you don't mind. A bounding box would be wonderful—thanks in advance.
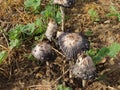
[82,79,87,90]
[46,61,50,77]
[60,6,65,31]
[69,60,72,78]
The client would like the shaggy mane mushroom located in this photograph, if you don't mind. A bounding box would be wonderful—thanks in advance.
[57,32,90,60]
[72,53,96,88]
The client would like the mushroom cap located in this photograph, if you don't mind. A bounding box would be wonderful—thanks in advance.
[45,19,57,41]
[58,32,90,60]
[32,41,56,62]
[53,0,75,8]
[72,53,96,80]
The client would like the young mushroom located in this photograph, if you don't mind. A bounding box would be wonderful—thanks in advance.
[45,19,58,42]
[71,53,96,89]
[32,41,57,76]
[32,41,56,62]
[57,32,90,60]
[53,0,75,31]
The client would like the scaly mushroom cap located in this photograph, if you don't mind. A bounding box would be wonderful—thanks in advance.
[45,19,57,41]
[32,41,56,62]
[53,0,75,8]
[58,32,90,60]
[72,53,96,80]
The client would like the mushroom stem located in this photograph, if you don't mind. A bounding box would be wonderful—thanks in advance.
[62,60,66,74]
[69,61,72,78]
[60,6,65,31]
[82,79,87,90]
[46,61,50,77]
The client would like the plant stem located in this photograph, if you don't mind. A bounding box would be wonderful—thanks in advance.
[60,6,65,31]
[51,47,65,57]
[82,79,87,90]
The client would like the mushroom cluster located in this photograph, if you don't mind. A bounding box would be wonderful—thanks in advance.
[31,0,96,89]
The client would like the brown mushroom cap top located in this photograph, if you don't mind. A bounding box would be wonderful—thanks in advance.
[58,32,90,60]
[72,53,96,80]
[53,0,75,8]
[32,41,56,62]
[63,33,83,48]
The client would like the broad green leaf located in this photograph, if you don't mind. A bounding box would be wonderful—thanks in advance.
[107,43,120,57]
[87,49,96,58]
[22,23,35,35]
[106,5,120,22]
[35,18,45,34]
[0,51,8,63]
[27,54,34,61]
[9,24,23,40]
[24,0,41,11]
[117,14,120,21]
[34,33,45,40]
[35,18,42,26]
[55,11,62,24]
[57,85,72,90]
[88,8,99,21]
[106,13,118,17]
[110,6,117,13]
[87,42,120,64]
[93,47,109,64]
[10,39,21,49]
[85,30,93,36]
[88,9,98,17]
[9,25,23,49]
[41,5,55,20]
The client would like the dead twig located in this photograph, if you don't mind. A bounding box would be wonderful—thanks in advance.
[0,20,11,24]
[1,29,9,47]
[51,68,70,86]
[0,44,8,50]
[15,67,40,81]
[0,68,8,78]
[51,47,65,57]
[28,85,51,88]
[14,7,27,24]
[108,86,118,90]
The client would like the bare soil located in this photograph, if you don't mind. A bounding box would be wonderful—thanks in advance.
[0,0,120,90]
